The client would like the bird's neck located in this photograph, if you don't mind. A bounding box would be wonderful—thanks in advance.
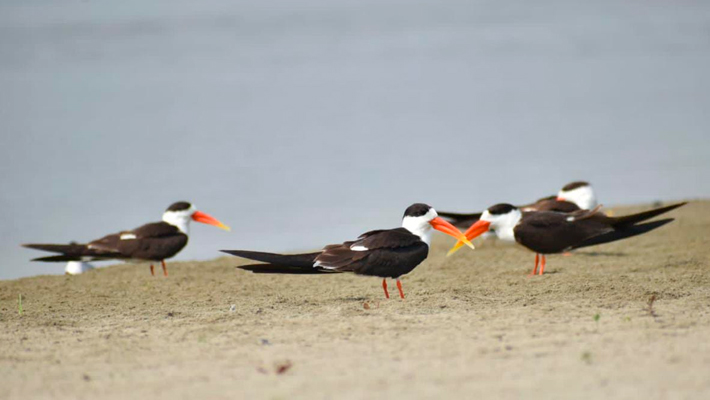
[162,215,190,234]
[495,225,517,242]
[402,223,433,246]
[492,210,522,242]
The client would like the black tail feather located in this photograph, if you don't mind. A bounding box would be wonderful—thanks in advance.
[31,254,109,262]
[573,219,674,250]
[23,243,88,255]
[22,243,105,262]
[610,202,687,228]
[31,255,84,262]
[238,263,338,274]
[221,250,320,268]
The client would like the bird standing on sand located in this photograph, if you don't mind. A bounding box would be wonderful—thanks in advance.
[448,202,686,275]
[439,181,599,228]
[23,201,230,276]
[223,203,474,299]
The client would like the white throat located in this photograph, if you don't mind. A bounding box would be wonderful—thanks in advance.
[162,206,195,234]
[481,209,522,242]
[401,209,437,246]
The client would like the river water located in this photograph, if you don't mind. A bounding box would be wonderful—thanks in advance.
[1,0,709,279]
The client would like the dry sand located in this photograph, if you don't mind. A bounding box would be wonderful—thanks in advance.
[1,201,709,399]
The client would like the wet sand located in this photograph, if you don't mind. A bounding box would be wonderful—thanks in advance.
[1,201,709,399]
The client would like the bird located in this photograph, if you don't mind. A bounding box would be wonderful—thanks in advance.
[222,203,474,299]
[438,181,598,229]
[447,202,686,275]
[23,201,230,276]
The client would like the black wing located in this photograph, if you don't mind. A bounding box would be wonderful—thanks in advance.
[527,198,581,213]
[316,228,421,267]
[353,228,423,250]
[88,222,187,261]
[24,222,187,262]
[230,228,429,279]
[607,202,687,228]
[22,241,119,262]
[573,219,674,249]
[315,228,428,278]
[515,210,613,254]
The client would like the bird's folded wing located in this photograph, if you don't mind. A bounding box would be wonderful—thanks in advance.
[130,222,181,238]
[352,228,421,250]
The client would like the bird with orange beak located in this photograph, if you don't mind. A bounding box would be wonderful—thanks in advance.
[438,181,599,229]
[223,203,474,299]
[447,202,685,276]
[23,201,230,276]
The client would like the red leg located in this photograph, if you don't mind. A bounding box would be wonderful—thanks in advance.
[161,260,168,277]
[150,264,155,276]
[529,254,539,276]
[539,255,546,275]
[396,279,405,299]
[382,279,390,299]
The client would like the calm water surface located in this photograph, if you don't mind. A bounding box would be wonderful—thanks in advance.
[1,0,709,279]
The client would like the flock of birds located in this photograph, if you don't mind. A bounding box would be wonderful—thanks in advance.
[23,182,686,299]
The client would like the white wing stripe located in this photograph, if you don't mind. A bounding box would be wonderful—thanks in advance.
[313,260,338,270]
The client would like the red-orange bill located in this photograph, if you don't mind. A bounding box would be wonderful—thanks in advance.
[447,220,491,256]
[192,210,231,231]
[429,217,475,250]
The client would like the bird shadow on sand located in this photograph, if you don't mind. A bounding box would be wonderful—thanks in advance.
[573,251,628,257]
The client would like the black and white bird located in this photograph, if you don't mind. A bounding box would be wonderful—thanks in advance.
[448,202,686,275]
[222,203,473,299]
[439,181,599,228]
[23,201,230,276]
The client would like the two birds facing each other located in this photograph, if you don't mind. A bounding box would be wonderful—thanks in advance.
[440,181,685,276]
[23,183,687,299]
[223,181,684,297]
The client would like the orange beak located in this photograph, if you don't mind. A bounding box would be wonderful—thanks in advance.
[446,220,491,256]
[192,210,231,231]
[556,196,566,202]
[429,217,475,250]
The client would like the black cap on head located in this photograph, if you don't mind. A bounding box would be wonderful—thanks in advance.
[488,203,517,215]
[561,181,590,191]
[166,201,193,212]
[403,203,433,218]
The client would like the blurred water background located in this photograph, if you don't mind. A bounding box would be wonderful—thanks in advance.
[1,0,709,279]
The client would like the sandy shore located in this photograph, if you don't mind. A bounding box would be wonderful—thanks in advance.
[1,201,709,399]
